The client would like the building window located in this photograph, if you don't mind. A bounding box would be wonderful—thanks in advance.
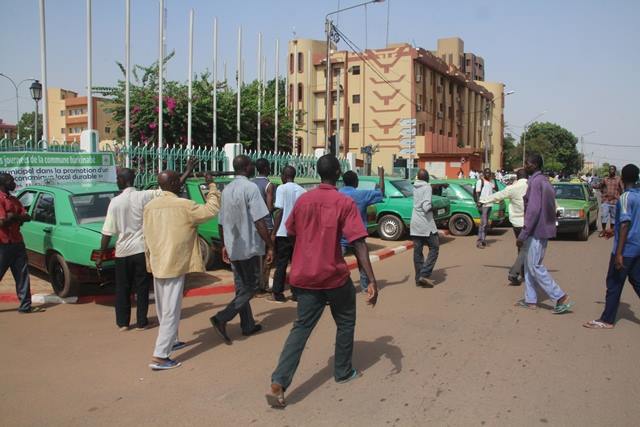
[466,58,471,66]
[352,65,360,75]
[298,52,303,73]
[105,126,111,134]
[289,53,294,74]
[288,84,293,103]
[351,123,359,133]
[418,123,425,135]
[60,110,65,117]
[352,94,360,104]
[439,103,444,112]
[297,83,303,103]
[61,128,65,134]
[439,129,444,135]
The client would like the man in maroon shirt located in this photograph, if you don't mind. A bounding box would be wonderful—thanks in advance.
[266,155,379,408]
[0,173,44,313]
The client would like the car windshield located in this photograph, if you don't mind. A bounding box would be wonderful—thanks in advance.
[460,184,474,197]
[71,192,118,224]
[553,185,584,200]
[390,180,413,197]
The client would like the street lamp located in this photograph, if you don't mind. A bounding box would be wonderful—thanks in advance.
[0,73,36,140]
[324,0,384,151]
[30,80,43,142]
[521,111,546,167]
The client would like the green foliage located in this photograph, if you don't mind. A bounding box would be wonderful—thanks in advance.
[502,133,518,171]
[17,111,42,141]
[596,162,611,177]
[106,55,293,151]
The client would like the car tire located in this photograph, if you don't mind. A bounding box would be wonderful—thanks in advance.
[448,213,474,236]
[577,219,590,241]
[47,253,78,298]
[377,214,405,241]
[198,236,213,270]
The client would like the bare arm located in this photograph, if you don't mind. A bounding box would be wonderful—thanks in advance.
[189,183,221,225]
[614,222,630,270]
[179,157,198,185]
[272,209,283,238]
[255,218,274,264]
[265,183,275,213]
[353,238,378,306]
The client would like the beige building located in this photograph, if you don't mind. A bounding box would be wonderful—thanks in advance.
[288,37,503,176]
[433,37,485,82]
[476,81,505,171]
[47,88,117,144]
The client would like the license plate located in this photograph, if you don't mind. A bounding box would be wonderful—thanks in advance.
[437,208,445,216]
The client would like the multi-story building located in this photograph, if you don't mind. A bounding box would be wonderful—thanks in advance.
[0,119,17,139]
[288,38,502,176]
[46,88,117,144]
[433,37,485,82]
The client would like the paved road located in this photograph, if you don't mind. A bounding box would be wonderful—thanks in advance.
[1,230,638,426]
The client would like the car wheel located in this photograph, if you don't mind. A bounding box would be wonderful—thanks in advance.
[377,214,405,241]
[47,253,78,297]
[577,220,590,241]
[198,236,213,270]
[448,213,474,236]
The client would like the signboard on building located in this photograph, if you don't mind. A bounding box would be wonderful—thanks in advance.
[0,152,116,190]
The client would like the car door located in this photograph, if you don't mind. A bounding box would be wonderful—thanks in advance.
[16,190,46,269]
[25,192,58,270]
[584,184,598,220]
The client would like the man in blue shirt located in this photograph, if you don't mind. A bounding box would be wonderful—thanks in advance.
[584,163,640,329]
[339,167,385,292]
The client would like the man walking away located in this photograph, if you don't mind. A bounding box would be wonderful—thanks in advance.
[480,168,528,285]
[98,160,196,331]
[598,165,624,239]
[143,171,220,370]
[584,164,640,329]
[516,153,574,313]
[266,155,379,408]
[339,167,385,292]
[410,169,439,288]
[252,158,275,293]
[270,166,305,303]
[210,155,274,344]
[0,173,44,313]
[474,168,496,248]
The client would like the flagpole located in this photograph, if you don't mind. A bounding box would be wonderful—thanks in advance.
[257,32,262,152]
[212,17,217,148]
[87,0,93,133]
[236,26,242,143]
[158,0,164,170]
[274,39,279,154]
[38,0,49,146]
[187,9,194,151]
[125,0,131,166]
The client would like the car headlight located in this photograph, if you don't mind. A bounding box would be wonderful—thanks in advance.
[563,209,585,218]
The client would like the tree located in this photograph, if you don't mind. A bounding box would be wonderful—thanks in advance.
[17,111,42,141]
[518,122,582,174]
[502,133,518,171]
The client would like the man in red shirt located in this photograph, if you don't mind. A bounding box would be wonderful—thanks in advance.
[0,173,44,313]
[266,155,379,408]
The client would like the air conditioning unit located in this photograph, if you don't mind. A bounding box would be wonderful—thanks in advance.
[437,112,444,119]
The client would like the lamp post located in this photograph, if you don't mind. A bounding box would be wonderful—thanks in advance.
[324,0,384,151]
[0,73,36,140]
[521,111,546,167]
[30,80,43,142]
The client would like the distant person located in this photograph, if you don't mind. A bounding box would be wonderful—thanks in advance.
[143,170,221,370]
[97,160,196,331]
[584,164,640,329]
[270,166,305,303]
[210,155,274,344]
[474,168,496,249]
[252,158,275,293]
[339,167,385,293]
[0,173,44,313]
[516,153,574,313]
[266,155,378,408]
[481,168,528,284]
[597,165,624,239]
[457,169,464,179]
[410,169,439,288]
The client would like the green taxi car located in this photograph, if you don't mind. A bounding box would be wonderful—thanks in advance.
[553,182,599,241]
[15,183,118,297]
[430,179,507,236]
[338,176,451,241]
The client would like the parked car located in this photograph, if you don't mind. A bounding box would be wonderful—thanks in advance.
[15,183,119,297]
[337,176,451,241]
[430,179,507,236]
[553,182,599,241]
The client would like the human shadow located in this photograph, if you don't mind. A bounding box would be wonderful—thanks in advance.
[430,265,461,285]
[594,300,640,326]
[483,264,558,273]
[378,275,410,290]
[285,336,403,405]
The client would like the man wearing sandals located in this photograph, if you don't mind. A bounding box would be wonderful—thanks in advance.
[266,155,379,408]
[516,153,574,313]
[584,164,640,329]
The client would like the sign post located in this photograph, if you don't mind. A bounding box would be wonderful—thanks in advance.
[399,118,416,180]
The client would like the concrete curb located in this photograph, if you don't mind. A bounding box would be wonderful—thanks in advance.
[0,234,446,305]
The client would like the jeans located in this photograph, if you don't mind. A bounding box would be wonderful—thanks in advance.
[271,279,356,390]
[214,256,259,334]
[509,227,527,280]
[114,253,151,328]
[600,203,616,226]
[599,255,640,324]
[153,275,184,358]
[523,237,566,304]
[0,243,32,312]
[412,233,440,284]
[273,237,295,295]
[341,245,369,292]
[477,206,492,243]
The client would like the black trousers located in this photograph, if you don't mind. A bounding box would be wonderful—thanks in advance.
[114,253,151,328]
[272,237,295,295]
[214,256,259,334]
[0,243,32,312]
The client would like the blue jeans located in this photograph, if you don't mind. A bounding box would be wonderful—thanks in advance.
[523,237,566,304]
[412,233,440,283]
[341,245,369,292]
[600,255,640,324]
[477,206,492,243]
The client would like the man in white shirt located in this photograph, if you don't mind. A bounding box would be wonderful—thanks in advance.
[481,168,528,284]
[474,168,496,248]
[270,166,305,303]
[97,160,195,331]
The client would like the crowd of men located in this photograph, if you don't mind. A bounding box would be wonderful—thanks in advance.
[0,151,639,408]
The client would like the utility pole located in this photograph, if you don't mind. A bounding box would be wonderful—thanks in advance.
[336,68,340,154]
[483,101,491,168]
[324,18,332,151]
[39,0,49,145]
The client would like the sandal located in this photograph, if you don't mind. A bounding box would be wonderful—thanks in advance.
[514,299,537,310]
[265,384,286,409]
[583,320,614,329]
[552,301,574,314]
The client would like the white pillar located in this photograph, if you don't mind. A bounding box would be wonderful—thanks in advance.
[212,17,217,148]
[274,39,279,154]
[257,32,262,152]
[236,26,242,143]
[292,41,297,151]
[187,9,194,150]
[125,0,131,166]
[39,0,49,145]
[86,0,93,132]
[158,0,164,170]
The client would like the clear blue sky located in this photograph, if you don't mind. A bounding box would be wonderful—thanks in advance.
[1,0,638,167]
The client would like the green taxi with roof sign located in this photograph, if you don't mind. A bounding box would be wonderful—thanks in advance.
[15,183,118,297]
[553,182,598,241]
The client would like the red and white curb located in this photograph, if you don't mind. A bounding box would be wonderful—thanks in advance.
[1,234,449,306]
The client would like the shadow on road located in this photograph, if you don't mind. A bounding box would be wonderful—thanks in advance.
[378,275,410,290]
[431,265,461,285]
[595,301,640,326]
[285,336,403,405]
